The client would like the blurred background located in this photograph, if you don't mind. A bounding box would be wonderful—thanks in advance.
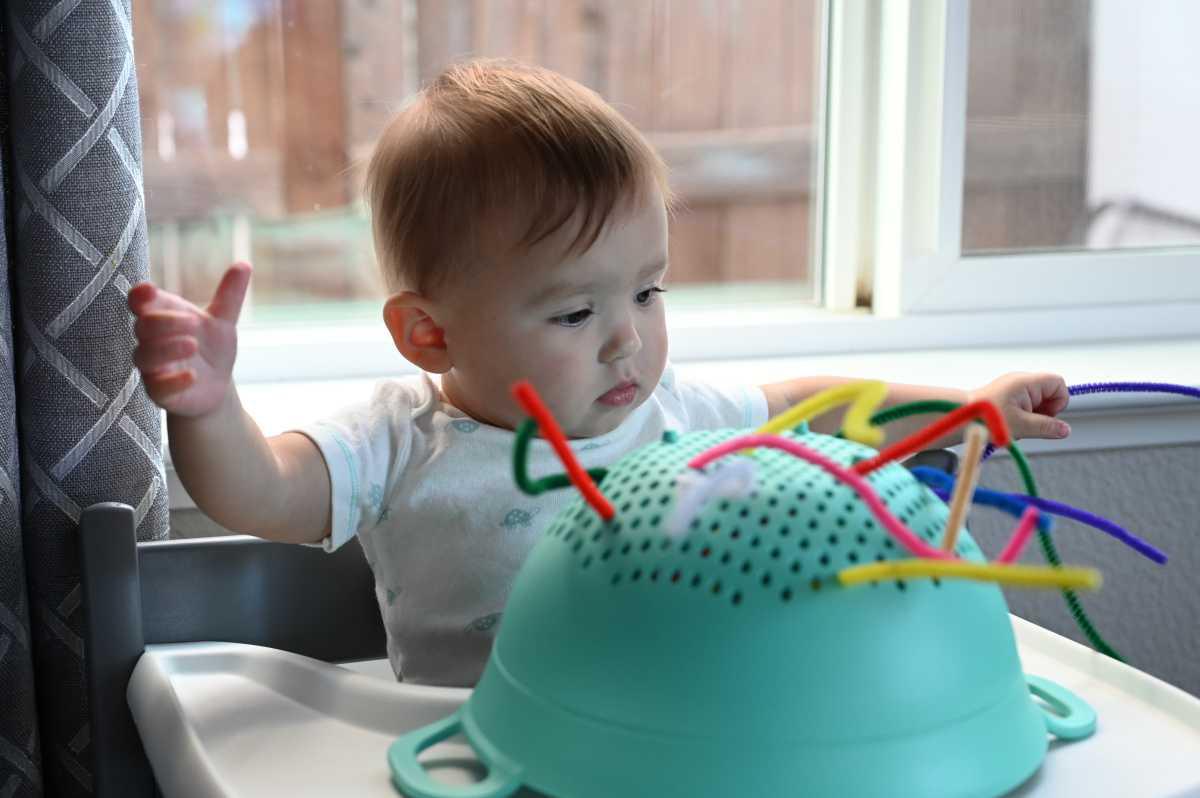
[131,0,1200,320]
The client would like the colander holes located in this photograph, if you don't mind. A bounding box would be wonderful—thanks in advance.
[690,574,703,588]
[864,519,876,529]
[819,554,830,567]
[741,561,753,574]
[884,539,895,549]
[759,516,770,527]
[720,551,732,564]
[761,573,773,587]
[787,508,798,518]
[710,522,721,532]
[790,560,801,574]
[631,518,643,530]
[681,541,692,553]
[639,498,651,508]
[844,503,855,513]
[651,569,660,581]
[767,497,778,507]
[582,555,593,568]
[847,551,859,563]
[611,574,622,586]
[632,569,643,581]
[701,546,712,558]
[671,570,682,584]
[932,577,942,588]
[712,581,723,595]
[828,534,839,546]
[816,503,827,513]
[799,538,810,550]
[770,547,781,559]
[620,502,632,513]
[807,519,819,530]
[731,529,742,540]
[896,580,908,591]
[658,496,670,506]
[602,549,613,561]
[640,539,651,552]
[650,514,662,526]
[781,588,794,602]
[796,492,807,502]
[630,484,641,494]
[835,518,846,528]
[824,489,835,499]
[856,534,868,545]
[810,578,822,591]
[750,536,761,547]
[621,543,632,555]
[572,541,583,552]
[719,501,731,512]
[731,591,743,606]
[739,508,750,518]
[780,526,791,537]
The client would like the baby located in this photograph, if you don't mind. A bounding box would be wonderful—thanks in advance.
[128,59,1071,686]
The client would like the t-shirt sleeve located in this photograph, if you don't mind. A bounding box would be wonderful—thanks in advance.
[290,381,416,552]
[665,367,769,430]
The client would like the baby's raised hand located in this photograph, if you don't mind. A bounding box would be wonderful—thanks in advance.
[128,262,251,417]
[969,372,1071,441]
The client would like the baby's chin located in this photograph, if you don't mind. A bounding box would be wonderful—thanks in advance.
[565,401,644,440]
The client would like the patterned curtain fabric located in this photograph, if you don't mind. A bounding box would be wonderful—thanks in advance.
[3,1,168,795]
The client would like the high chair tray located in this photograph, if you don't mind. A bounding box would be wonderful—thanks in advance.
[128,615,1200,798]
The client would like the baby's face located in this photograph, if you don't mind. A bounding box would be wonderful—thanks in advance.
[439,189,669,438]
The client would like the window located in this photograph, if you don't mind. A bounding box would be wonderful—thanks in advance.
[135,0,825,353]
[850,0,1200,318]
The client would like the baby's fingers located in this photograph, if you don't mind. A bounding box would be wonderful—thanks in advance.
[133,336,197,372]
[142,368,195,404]
[134,310,201,342]
[128,281,199,316]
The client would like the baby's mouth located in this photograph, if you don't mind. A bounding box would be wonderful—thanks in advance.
[597,381,638,407]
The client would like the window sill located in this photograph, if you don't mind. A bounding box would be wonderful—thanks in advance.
[166,336,1200,510]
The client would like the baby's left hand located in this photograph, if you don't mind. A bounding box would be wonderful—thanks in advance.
[968,372,1071,441]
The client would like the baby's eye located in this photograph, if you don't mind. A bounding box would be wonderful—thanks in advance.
[635,286,667,306]
[552,308,593,327]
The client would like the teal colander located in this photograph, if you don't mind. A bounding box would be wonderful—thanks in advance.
[389,428,1096,798]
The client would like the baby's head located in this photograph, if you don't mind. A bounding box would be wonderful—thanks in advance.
[366,59,673,438]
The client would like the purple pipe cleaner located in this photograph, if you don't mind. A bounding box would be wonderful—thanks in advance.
[981,381,1200,462]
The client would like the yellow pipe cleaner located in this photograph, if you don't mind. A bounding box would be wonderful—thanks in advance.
[837,560,1102,590]
[757,381,888,447]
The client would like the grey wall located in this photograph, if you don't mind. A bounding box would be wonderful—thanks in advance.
[169,443,1200,696]
[971,443,1199,698]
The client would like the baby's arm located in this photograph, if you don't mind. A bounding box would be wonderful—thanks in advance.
[760,373,1070,444]
[130,263,331,544]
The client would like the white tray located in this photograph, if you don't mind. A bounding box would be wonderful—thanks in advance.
[128,616,1200,798]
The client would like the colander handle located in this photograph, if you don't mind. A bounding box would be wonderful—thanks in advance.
[1025,673,1097,741]
[388,709,524,798]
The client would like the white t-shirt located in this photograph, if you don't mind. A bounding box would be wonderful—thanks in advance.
[295,364,767,686]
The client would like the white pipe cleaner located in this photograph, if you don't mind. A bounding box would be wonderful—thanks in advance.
[663,458,758,539]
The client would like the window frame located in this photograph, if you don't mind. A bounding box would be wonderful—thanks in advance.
[858,0,1200,318]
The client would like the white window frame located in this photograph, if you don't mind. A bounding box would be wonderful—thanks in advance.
[856,0,1200,320]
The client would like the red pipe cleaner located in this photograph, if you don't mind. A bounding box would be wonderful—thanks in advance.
[511,381,615,521]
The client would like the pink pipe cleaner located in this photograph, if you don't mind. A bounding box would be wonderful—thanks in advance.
[997,507,1040,564]
[688,434,954,561]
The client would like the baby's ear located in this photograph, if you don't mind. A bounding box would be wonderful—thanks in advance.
[382,292,451,373]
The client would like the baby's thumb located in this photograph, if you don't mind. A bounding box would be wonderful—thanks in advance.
[208,262,252,323]
[1023,411,1071,440]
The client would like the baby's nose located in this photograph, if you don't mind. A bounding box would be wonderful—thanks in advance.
[601,322,642,362]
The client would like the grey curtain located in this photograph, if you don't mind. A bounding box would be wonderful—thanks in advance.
[2,1,167,796]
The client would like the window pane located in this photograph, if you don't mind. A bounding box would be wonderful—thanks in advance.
[134,1,823,323]
[962,0,1200,254]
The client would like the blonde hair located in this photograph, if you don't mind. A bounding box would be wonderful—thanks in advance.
[365,59,671,296]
